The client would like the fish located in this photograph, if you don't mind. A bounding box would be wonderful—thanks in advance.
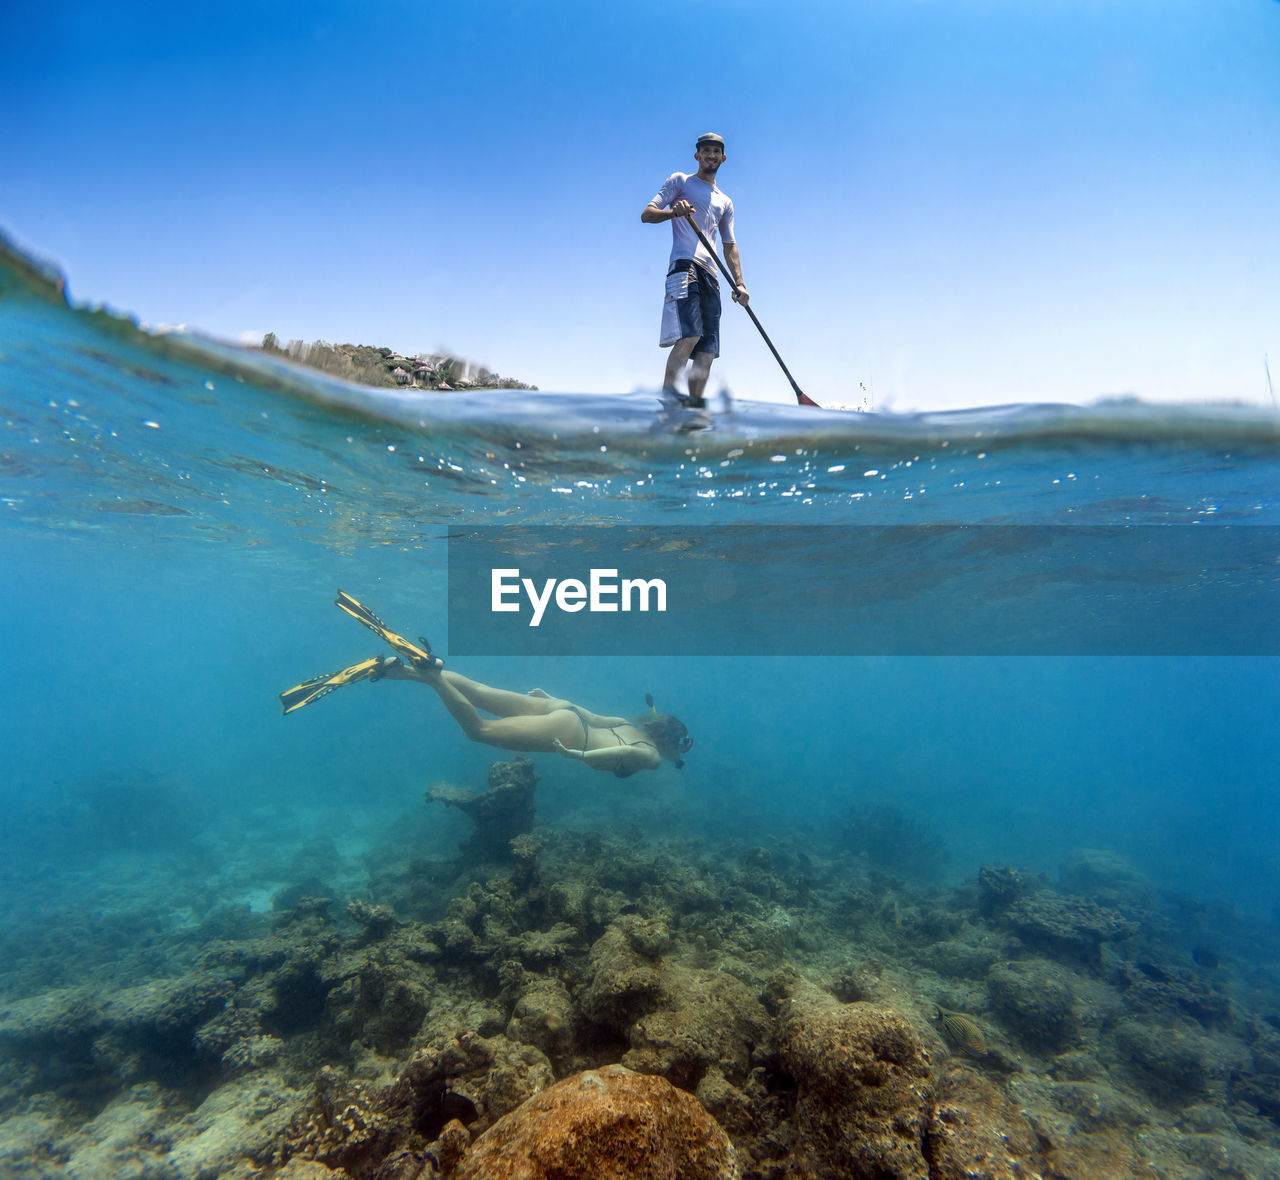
[936,1007,988,1057]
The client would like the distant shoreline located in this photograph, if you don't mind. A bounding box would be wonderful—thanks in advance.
[256,333,537,392]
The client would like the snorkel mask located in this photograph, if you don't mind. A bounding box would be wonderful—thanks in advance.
[645,693,693,769]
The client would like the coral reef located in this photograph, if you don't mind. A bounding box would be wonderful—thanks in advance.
[5,758,1280,1178]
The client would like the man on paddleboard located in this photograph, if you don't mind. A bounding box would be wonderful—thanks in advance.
[642,132,749,407]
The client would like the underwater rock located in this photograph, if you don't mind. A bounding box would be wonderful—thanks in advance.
[273,1161,347,1179]
[272,887,336,926]
[1003,891,1138,966]
[986,959,1078,1051]
[694,1066,761,1140]
[505,974,575,1061]
[426,757,538,862]
[1059,848,1155,910]
[508,832,545,890]
[504,922,579,968]
[621,965,768,1089]
[193,1001,281,1075]
[623,913,675,959]
[976,863,1038,917]
[273,1064,404,1176]
[544,874,627,938]
[1232,1022,1280,1123]
[770,969,934,1179]
[346,899,398,943]
[576,921,767,1089]
[196,925,343,1051]
[1049,1048,1103,1082]
[579,923,667,1029]
[435,1033,555,1130]
[162,1068,304,1178]
[1050,1079,1151,1130]
[1180,1101,1243,1135]
[1112,956,1232,1029]
[927,939,1001,980]
[1109,1019,1240,1104]
[925,1068,1052,1180]
[830,957,883,1003]
[319,947,433,1056]
[451,1064,739,1180]
[0,974,234,1098]
[1178,1131,1279,1180]
[427,1116,472,1173]
[275,1032,552,1175]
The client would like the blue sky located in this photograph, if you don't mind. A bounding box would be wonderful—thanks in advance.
[2,0,1278,410]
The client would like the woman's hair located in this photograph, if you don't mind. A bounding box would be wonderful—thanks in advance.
[637,693,692,767]
[636,711,692,767]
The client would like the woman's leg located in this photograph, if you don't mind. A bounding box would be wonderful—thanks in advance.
[440,672,571,718]
[377,661,569,716]
[425,670,582,752]
[375,660,583,751]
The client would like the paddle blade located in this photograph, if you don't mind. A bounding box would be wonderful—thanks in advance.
[796,390,820,408]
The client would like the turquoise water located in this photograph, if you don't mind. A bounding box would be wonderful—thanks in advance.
[3,239,1280,1169]
[3,239,1277,909]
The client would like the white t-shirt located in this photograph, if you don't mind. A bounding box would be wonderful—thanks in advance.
[650,172,735,271]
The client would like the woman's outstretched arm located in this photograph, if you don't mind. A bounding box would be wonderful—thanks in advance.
[553,739,661,774]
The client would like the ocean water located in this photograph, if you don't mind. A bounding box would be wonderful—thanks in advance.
[3,238,1280,1173]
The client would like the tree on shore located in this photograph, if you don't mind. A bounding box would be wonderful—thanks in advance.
[257,334,535,391]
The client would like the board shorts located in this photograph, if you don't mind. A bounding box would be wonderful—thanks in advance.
[660,258,721,356]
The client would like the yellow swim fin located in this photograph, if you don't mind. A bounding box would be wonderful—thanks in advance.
[334,590,441,669]
[278,656,383,715]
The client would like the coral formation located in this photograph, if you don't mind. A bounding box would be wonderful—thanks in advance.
[1003,891,1139,966]
[4,757,1280,1178]
[986,959,1078,1049]
[452,1064,739,1180]
[768,968,935,1178]
[426,757,538,862]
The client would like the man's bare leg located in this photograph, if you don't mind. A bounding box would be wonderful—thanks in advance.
[663,336,699,395]
[687,350,714,403]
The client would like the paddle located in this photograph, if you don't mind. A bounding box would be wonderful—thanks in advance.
[682,213,819,408]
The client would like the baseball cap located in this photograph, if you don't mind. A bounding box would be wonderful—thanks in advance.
[695,132,725,150]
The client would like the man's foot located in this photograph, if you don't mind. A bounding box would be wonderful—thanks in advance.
[664,387,705,409]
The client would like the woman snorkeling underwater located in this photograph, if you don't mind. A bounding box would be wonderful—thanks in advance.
[279,591,693,779]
